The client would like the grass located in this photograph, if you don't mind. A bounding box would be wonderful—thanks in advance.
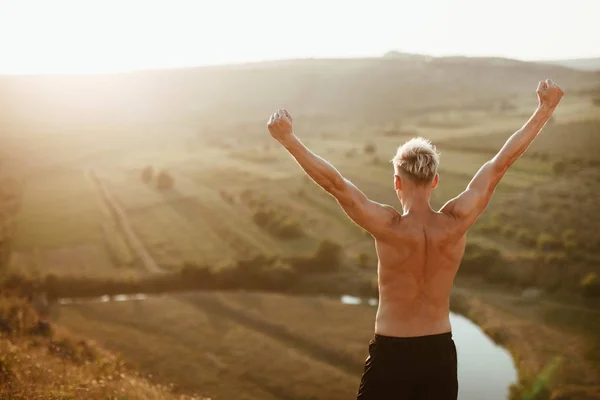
[437,119,600,160]
[13,170,104,250]
[8,170,146,278]
[0,299,205,400]
[57,293,366,400]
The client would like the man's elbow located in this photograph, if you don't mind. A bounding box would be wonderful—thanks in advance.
[488,158,509,177]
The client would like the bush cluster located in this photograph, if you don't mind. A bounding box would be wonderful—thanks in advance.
[286,240,343,273]
[1,239,345,300]
[253,209,305,239]
[139,166,175,191]
[364,143,376,154]
[459,243,502,277]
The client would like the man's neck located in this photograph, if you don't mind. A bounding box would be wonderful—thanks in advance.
[400,191,433,215]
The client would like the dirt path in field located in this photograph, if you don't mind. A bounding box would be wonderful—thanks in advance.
[89,170,162,273]
[181,293,365,375]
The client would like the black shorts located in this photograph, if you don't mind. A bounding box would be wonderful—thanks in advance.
[357,332,458,400]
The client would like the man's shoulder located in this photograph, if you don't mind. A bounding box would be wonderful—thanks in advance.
[373,203,402,223]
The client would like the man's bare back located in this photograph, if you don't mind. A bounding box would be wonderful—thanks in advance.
[374,210,466,337]
[268,79,563,399]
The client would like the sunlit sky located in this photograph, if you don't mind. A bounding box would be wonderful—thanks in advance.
[0,0,599,74]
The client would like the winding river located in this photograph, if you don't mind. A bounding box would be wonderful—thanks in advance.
[341,295,518,400]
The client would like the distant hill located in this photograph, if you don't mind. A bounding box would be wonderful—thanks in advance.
[382,50,432,61]
[0,55,598,133]
[539,58,600,71]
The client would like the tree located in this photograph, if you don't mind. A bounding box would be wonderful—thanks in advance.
[552,161,567,175]
[364,143,376,154]
[314,240,342,269]
[357,253,370,269]
[156,170,174,190]
[141,166,154,184]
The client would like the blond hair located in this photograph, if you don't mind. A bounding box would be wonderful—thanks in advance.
[391,137,440,184]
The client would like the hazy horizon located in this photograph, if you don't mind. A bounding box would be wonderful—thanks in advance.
[1,0,599,75]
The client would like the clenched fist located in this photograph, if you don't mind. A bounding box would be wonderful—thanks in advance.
[537,79,563,110]
[267,109,293,142]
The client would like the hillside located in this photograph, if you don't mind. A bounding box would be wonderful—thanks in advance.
[0,56,598,135]
[0,296,205,400]
[541,58,600,71]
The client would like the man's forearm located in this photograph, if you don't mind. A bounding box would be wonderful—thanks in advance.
[493,105,554,170]
[278,135,345,193]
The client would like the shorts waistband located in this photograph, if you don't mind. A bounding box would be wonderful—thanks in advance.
[373,331,452,345]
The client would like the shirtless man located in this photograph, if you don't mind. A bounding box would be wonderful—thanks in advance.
[267,79,563,399]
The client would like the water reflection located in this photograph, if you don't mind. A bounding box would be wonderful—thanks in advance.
[58,293,148,305]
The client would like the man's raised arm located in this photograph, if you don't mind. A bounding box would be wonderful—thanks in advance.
[267,109,397,236]
[441,79,564,228]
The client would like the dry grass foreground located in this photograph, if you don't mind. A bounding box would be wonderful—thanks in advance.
[0,297,207,400]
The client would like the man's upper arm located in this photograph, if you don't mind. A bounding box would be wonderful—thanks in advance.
[329,179,398,237]
[440,160,505,228]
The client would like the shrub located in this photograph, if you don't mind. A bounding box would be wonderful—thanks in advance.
[478,221,500,234]
[561,229,576,241]
[276,219,304,239]
[180,261,215,288]
[314,240,342,268]
[552,160,567,175]
[516,229,536,247]
[459,243,502,276]
[370,156,383,165]
[485,263,517,285]
[0,296,38,335]
[252,207,304,239]
[156,170,174,190]
[544,252,568,266]
[500,224,514,237]
[563,239,578,252]
[140,166,154,183]
[0,355,15,384]
[289,240,343,273]
[220,190,235,205]
[364,143,376,154]
[581,272,600,298]
[537,233,561,252]
[357,253,370,269]
[216,255,296,291]
[345,148,358,158]
[48,337,99,364]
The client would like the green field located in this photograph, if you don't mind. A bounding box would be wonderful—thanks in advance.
[8,169,142,278]
[7,97,600,290]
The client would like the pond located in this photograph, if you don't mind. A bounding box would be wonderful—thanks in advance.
[341,295,518,400]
